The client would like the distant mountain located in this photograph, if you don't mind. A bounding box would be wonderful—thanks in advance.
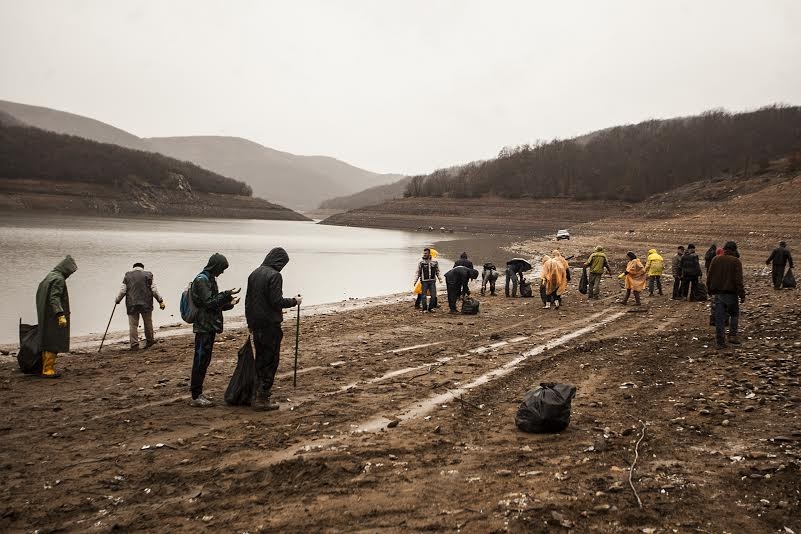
[319,176,412,210]
[146,136,403,211]
[0,99,403,211]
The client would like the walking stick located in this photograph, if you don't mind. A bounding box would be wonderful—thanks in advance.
[293,299,301,387]
[98,302,118,353]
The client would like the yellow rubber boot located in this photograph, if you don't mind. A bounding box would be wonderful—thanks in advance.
[41,351,61,379]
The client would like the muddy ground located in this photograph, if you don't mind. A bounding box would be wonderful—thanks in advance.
[1,173,800,533]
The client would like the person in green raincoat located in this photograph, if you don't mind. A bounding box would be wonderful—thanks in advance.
[35,255,78,378]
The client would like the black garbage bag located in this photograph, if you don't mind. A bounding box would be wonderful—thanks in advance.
[578,268,588,295]
[224,337,257,406]
[783,268,796,288]
[18,322,42,374]
[693,281,708,301]
[461,297,480,315]
[519,280,533,298]
[515,382,577,433]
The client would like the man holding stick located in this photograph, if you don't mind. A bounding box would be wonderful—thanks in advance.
[245,247,301,411]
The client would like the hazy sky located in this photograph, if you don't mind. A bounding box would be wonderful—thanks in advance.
[2,1,800,175]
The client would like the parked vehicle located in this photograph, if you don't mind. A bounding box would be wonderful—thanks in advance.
[556,229,570,241]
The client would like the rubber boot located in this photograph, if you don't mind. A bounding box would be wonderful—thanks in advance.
[41,351,61,379]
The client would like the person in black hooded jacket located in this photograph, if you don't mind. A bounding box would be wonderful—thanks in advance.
[189,253,239,407]
[444,266,479,313]
[245,247,301,411]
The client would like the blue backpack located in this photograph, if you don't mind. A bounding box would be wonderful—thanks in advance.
[180,273,207,323]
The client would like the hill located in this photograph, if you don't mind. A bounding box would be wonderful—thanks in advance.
[0,122,308,220]
[146,136,402,211]
[318,176,412,211]
[403,105,801,202]
[0,99,403,211]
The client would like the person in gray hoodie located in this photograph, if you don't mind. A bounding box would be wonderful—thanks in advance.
[245,247,302,411]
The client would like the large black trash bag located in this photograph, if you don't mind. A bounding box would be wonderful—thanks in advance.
[225,336,257,406]
[693,281,708,301]
[578,268,588,295]
[783,268,796,288]
[18,322,42,374]
[519,280,533,298]
[461,297,480,314]
[515,382,577,433]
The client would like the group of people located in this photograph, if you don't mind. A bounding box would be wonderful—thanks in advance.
[33,248,302,410]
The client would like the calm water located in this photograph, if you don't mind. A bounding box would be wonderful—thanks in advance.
[0,214,449,344]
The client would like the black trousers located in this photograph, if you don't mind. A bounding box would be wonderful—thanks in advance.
[672,276,682,299]
[253,324,284,397]
[772,264,786,289]
[191,332,216,399]
[680,275,698,299]
[446,281,462,311]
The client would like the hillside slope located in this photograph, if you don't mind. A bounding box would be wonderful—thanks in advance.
[0,122,308,220]
[319,176,412,211]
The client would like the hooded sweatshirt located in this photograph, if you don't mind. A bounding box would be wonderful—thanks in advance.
[36,255,78,353]
[246,247,298,329]
[191,253,233,334]
[644,249,664,276]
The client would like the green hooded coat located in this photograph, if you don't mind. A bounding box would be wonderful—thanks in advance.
[36,255,77,353]
[191,253,234,334]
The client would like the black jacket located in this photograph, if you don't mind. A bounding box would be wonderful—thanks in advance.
[680,252,702,277]
[191,253,234,334]
[246,247,298,329]
[445,266,478,296]
[767,247,793,268]
[454,258,474,269]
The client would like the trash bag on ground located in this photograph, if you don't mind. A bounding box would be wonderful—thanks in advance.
[783,268,797,288]
[519,280,533,298]
[693,281,708,301]
[224,336,257,406]
[578,268,588,294]
[515,382,577,433]
[18,322,42,374]
[461,297,480,314]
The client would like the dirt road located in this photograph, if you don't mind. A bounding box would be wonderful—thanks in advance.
[1,260,799,532]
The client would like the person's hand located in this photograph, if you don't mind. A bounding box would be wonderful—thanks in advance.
[115,297,122,305]
[229,287,241,295]
[159,301,166,310]
[57,315,68,328]
[231,297,240,306]
[739,295,746,304]
[295,295,303,306]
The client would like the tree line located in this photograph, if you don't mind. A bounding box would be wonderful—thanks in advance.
[0,123,253,196]
[404,105,801,201]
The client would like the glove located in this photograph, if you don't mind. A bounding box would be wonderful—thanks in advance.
[57,315,68,328]
[295,295,303,306]
[231,297,240,306]
[229,287,241,295]
[159,301,166,310]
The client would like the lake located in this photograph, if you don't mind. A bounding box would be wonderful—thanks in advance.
[0,214,451,344]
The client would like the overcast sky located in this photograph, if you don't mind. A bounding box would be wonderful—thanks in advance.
[1,1,800,175]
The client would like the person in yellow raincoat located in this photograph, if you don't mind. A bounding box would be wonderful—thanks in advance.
[414,248,439,309]
[622,251,647,305]
[540,254,567,309]
[551,250,571,294]
[643,248,665,296]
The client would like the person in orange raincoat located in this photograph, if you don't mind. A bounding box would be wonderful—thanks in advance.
[540,254,567,309]
[622,251,647,305]
[551,250,571,294]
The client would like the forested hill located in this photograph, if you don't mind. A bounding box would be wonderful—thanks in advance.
[404,106,801,201]
[0,122,253,196]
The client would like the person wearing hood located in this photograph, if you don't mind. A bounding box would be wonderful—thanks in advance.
[644,249,665,296]
[189,253,239,407]
[704,244,717,275]
[766,241,794,290]
[115,262,165,350]
[551,250,571,290]
[444,265,479,313]
[35,255,77,378]
[621,251,646,305]
[584,246,612,300]
[540,255,566,309]
[245,247,301,411]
